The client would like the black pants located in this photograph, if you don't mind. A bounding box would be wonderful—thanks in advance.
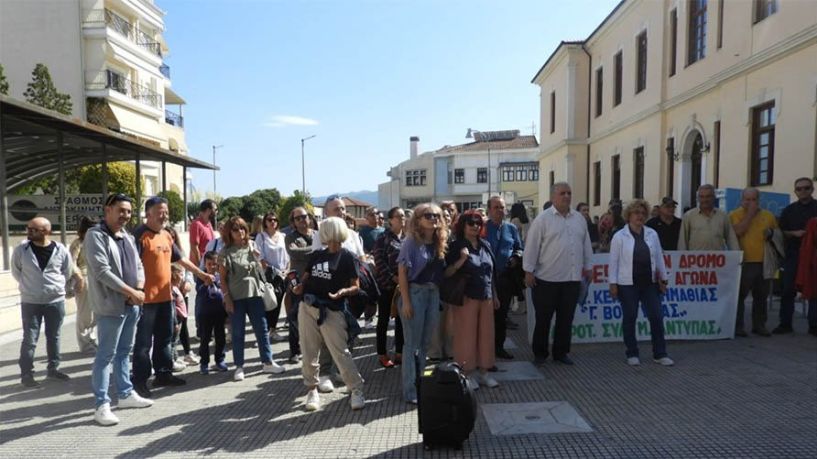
[287,292,301,356]
[376,287,404,356]
[176,315,191,355]
[531,280,580,359]
[264,270,286,333]
[736,263,769,330]
[494,272,514,350]
[199,311,226,366]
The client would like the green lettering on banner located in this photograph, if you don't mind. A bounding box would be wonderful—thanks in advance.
[637,321,649,335]
[602,323,613,338]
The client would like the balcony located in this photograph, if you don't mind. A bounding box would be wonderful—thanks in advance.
[85,9,162,57]
[88,70,163,109]
[165,110,183,128]
[159,64,170,79]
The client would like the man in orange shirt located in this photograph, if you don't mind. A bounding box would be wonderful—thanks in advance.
[132,197,214,398]
[730,188,777,337]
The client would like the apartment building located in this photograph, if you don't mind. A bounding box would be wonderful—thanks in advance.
[0,0,189,196]
[378,132,540,212]
[533,0,817,214]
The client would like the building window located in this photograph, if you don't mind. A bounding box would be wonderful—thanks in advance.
[477,167,488,183]
[549,171,555,189]
[614,51,623,106]
[405,169,427,187]
[516,166,527,181]
[688,0,707,66]
[503,167,514,182]
[454,168,465,184]
[530,165,539,181]
[593,161,601,206]
[669,9,678,76]
[666,137,675,197]
[751,102,776,186]
[595,67,603,118]
[754,0,777,23]
[717,0,724,49]
[611,154,621,200]
[633,147,645,199]
[636,31,647,94]
[550,91,556,133]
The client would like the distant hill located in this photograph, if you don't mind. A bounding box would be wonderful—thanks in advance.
[312,190,378,207]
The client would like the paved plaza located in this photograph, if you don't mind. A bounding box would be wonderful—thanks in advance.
[0,304,815,458]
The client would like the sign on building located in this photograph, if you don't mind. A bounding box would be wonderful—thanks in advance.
[8,195,106,230]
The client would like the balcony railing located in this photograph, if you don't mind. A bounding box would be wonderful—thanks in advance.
[88,70,163,109]
[97,8,162,57]
[165,110,183,127]
[159,64,170,79]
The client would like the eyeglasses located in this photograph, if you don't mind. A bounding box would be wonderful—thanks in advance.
[105,193,132,206]
[26,227,44,233]
[796,186,813,192]
[266,217,278,222]
[466,219,483,227]
[231,227,247,233]
[423,213,441,221]
[292,215,308,222]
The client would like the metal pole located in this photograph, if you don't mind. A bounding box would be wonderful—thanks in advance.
[58,131,66,245]
[212,145,216,195]
[0,116,9,270]
[488,146,491,197]
[135,153,141,224]
[101,143,108,199]
[161,161,167,193]
[182,166,188,232]
[301,138,305,196]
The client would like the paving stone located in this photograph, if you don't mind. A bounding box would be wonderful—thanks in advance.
[482,402,593,435]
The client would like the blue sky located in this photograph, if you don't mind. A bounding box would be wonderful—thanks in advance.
[162,0,620,199]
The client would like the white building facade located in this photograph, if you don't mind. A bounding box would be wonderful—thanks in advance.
[0,0,189,196]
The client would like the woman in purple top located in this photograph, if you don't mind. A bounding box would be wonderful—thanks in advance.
[396,202,448,404]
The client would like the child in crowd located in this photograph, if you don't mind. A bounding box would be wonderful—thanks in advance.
[197,251,228,374]
[171,264,198,368]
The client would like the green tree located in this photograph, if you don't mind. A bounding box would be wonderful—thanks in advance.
[278,190,314,226]
[0,63,9,95]
[24,63,73,115]
[78,162,144,198]
[11,168,82,194]
[157,190,184,225]
[218,196,245,221]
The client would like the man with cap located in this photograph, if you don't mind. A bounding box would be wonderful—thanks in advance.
[646,197,682,251]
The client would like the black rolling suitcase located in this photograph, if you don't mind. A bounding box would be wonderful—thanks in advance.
[416,355,478,450]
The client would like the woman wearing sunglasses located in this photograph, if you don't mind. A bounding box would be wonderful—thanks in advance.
[255,212,290,343]
[396,203,448,404]
[218,217,285,381]
[445,209,500,390]
[372,207,406,368]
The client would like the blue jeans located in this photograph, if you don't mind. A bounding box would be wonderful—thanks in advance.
[619,283,667,359]
[231,296,273,368]
[399,283,440,402]
[92,306,140,408]
[132,301,174,384]
[19,301,65,376]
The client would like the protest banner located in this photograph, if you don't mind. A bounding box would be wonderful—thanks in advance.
[526,251,744,344]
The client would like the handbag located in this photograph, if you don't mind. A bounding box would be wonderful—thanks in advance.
[439,269,468,306]
[247,248,278,311]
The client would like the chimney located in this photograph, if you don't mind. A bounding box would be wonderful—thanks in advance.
[410,136,419,159]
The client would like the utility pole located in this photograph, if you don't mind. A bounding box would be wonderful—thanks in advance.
[212,144,223,195]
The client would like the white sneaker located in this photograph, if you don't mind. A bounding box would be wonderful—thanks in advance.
[305,388,320,411]
[118,392,154,409]
[653,357,675,366]
[466,375,480,391]
[184,353,200,365]
[478,372,499,389]
[363,318,375,330]
[94,403,119,426]
[234,367,245,381]
[172,360,186,372]
[350,388,365,410]
[318,375,335,393]
[263,361,285,374]
[627,357,641,366]
[270,331,286,342]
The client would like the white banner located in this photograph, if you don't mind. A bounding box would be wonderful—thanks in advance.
[526,251,744,344]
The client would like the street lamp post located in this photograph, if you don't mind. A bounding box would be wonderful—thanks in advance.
[212,144,223,195]
[466,128,491,198]
[301,135,316,196]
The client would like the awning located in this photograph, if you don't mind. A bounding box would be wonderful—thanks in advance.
[108,103,165,145]
[164,86,186,105]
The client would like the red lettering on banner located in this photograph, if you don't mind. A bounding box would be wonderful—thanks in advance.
[679,254,726,269]
[592,264,608,283]
[675,271,718,285]
[663,254,672,269]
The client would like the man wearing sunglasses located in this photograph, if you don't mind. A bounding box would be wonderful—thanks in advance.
[523,183,593,366]
[775,177,817,336]
[12,217,79,388]
[485,196,524,360]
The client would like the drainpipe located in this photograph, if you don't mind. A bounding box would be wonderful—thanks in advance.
[581,44,592,205]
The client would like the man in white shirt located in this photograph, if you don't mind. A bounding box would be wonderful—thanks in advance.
[523,182,593,366]
[312,196,365,257]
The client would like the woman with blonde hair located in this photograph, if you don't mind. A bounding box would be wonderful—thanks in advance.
[609,199,673,367]
[218,216,285,381]
[396,202,448,404]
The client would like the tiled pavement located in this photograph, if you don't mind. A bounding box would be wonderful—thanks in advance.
[0,305,815,458]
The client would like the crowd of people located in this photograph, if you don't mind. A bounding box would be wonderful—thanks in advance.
[9,177,816,425]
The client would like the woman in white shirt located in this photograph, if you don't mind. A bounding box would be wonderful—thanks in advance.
[255,212,290,342]
[609,199,674,367]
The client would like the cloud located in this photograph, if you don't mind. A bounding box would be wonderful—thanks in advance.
[263,115,319,128]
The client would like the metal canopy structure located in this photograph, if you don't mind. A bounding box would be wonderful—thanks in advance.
[0,95,217,270]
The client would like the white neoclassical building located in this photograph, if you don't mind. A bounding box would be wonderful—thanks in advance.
[533,0,817,213]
